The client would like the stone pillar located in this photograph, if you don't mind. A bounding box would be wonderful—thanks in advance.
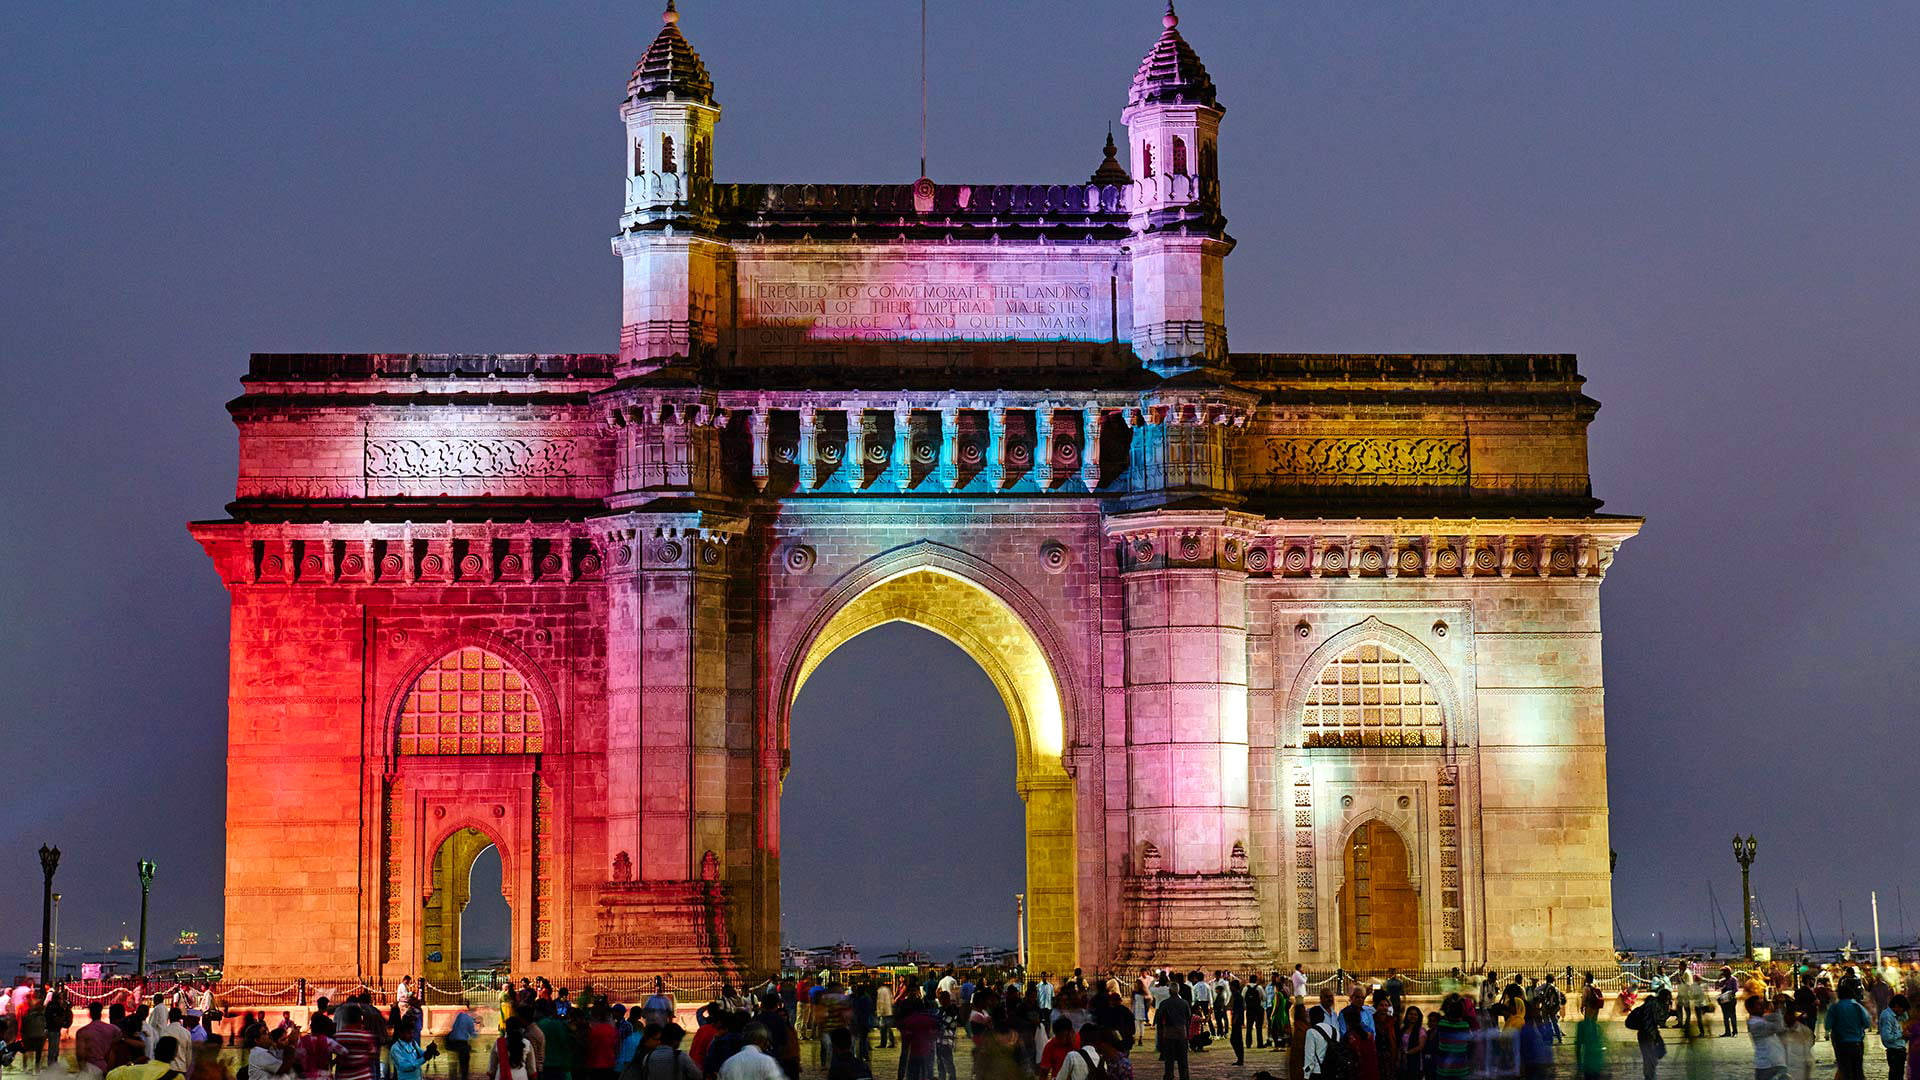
[747,408,770,492]
[795,407,818,491]
[985,407,1007,490]
[1034,405,1055,489]
[1081,408,1103,491]
[589,511,747,983]
[893,406,914,491]
[938,407,960,490]
[1109,515,1265,969]
[847,409,868,490]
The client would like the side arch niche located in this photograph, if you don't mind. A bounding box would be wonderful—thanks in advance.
[419,824,508,1000]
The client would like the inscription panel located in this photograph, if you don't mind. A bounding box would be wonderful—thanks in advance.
[728,249,1128,360]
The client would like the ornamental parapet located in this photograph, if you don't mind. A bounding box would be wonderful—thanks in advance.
[703,181,1133,240]
[242,353,616,384]
[1104,510,1639,579]
[188,521,606,588]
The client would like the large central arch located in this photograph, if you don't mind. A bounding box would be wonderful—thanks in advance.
[776,551,1078,972]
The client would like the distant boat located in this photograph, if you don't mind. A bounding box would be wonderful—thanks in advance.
[782,941,863,972]
[956,945,1013,967]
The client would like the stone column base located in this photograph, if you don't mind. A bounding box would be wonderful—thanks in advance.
[585,881,746,984]
[1110,872,1274,973]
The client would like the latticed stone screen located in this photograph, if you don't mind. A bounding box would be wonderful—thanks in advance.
[1302,643,1445,747]
[398,647,544,754]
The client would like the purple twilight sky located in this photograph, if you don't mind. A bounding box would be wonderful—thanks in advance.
[3,2,1917,964]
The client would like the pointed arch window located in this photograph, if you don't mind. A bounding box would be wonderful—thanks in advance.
[1172,135,1189,176]
[661,134,677,174]
[1140,141,1154,178]
[397,647,545,755]
[1301,643,1445,747]
[633,139,644,176]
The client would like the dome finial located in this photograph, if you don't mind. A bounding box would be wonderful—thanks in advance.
[1091,123,1132,185]
[663,0,679,26]
[1127,0,1218,110]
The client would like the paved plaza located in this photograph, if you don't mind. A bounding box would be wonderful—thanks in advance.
[155,1017,1901,1080]
[834,1025,1904,1080]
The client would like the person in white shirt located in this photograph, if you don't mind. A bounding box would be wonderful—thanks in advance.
[395,977,415,1012]
[1302,1007,1336,1079]
[247,1027,288,1080]
[1748,995,1788,1080]
[142,997,170,1057]
[157,1012,193,1073]
[1292,966,1309,1005]
[719,1027,785,1080]
[1057,1036,1101,1080]
[1781,1001,1817,1080]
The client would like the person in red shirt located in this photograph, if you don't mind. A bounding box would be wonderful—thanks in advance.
[1038,1017,1080,1079]
[76,1002,121,1076]
[893,1000,937,1080]
[331,1006,380,1080]
[583,1007,619,1080]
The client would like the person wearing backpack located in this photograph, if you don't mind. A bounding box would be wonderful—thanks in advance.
[1625,989,1669,1080]
[1337,1004,1376,1080]
[1094,1026,1132,1080]
[1301,1008,1343,1080]
[1057,1025,1104,1080]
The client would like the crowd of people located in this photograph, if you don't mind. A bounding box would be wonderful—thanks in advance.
[0,959,1915,1080]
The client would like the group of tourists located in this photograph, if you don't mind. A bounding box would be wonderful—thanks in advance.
[7,958,1920,1080]
[1619,961,1918,1080]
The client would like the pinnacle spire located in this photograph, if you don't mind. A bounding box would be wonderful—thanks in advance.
[1092,125,1131,186]
[1129,1,1218,109]
[628,0,714,104]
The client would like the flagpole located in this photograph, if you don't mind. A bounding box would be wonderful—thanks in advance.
[919,0,928,176]
[1872,891,1883,969]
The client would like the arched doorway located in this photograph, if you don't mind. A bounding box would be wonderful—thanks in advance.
[783,566,1077,972]
[785,623,1022,961]
[422,827,509,1001]
[1341,821,1420,973]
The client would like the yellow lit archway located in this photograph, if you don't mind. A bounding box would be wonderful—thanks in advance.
[789,567,1076,972]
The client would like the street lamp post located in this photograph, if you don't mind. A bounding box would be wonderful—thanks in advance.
[1733,835,1758,960]
[38,845,60,988]
[136,860,157,987]
[52,892,62,979]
